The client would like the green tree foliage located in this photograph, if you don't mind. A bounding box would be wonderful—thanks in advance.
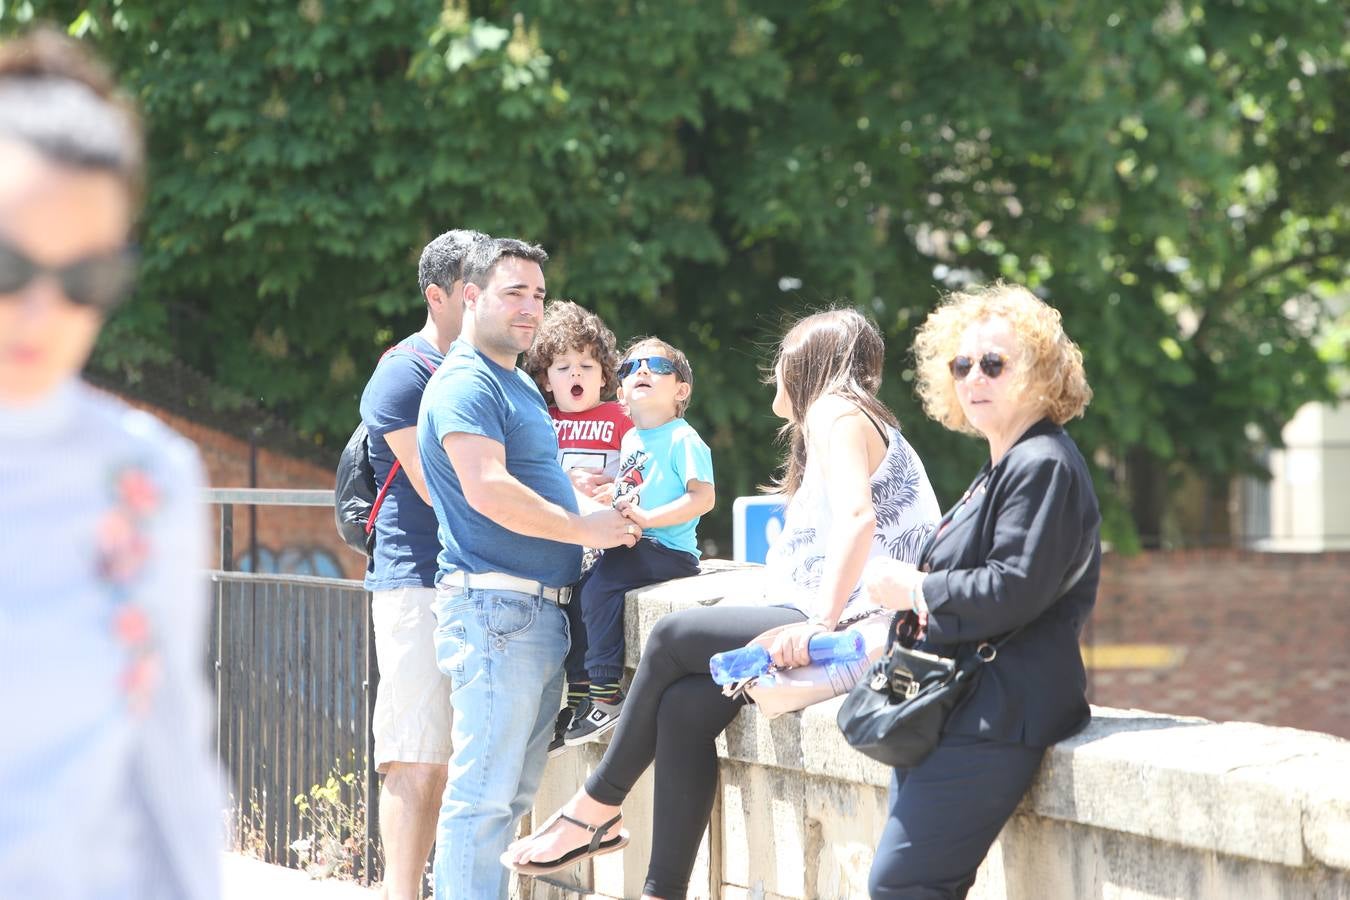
[4,0,1345,548]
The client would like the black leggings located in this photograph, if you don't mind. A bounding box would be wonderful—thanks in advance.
[584,603,806,899]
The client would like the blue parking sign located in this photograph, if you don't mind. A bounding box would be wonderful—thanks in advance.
[732,495,787,564]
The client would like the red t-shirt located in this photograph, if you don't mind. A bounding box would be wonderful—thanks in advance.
[549,401,634,479]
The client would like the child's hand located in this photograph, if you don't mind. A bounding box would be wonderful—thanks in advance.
[615,494,653,529]
[593,482,616,507]
[567,467,612,498]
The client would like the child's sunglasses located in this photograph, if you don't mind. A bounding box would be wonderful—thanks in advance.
[948,352,1007,381]
[0,239,138,312]
[618,356,680,379]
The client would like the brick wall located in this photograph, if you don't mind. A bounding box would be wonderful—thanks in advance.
[1088,549,1350,739]
[114,394,369,582]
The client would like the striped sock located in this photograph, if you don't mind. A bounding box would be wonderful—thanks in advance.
[566,682,590,711]
[590,681,622,704]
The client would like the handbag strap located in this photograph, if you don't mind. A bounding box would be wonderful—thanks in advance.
[966,539,1097,667]
[892,538,1097,672]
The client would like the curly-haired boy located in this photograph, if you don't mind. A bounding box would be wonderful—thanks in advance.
[523,301,635,752]
[524,301,634,486]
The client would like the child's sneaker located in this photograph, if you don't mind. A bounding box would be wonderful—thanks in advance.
[564,692,625,745]
[548,707,574,757]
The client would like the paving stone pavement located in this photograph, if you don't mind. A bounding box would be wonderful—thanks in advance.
[222,853,380,899]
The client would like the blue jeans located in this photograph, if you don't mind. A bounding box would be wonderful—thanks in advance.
[430,586,569,900]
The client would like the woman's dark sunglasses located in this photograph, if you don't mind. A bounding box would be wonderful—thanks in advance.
[0,239,138,312]
[618,356,680,379]
[948,352,1007,381]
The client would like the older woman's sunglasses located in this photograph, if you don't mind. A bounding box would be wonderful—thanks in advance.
[618,356,680,379]
[0,239,138,311]
[948,352,1007,381]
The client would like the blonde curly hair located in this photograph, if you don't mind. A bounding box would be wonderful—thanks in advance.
[913,282,1092,435]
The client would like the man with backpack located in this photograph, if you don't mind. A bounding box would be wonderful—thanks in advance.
[358,228,485,900]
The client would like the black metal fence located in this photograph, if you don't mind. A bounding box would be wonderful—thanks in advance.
[206,489,383,885]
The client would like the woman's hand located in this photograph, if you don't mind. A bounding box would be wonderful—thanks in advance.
[862,557,922,611]
[749,621,829,670]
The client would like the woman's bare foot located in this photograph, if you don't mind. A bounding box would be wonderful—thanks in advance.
[504,789,623,868]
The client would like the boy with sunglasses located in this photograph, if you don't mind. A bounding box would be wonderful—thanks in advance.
[560,337,715,747]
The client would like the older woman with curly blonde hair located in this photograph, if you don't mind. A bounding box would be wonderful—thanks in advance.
[860,282,1101,899]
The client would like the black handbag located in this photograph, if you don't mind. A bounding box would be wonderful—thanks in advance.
[836,549,1094,769]
[835,611,1006,769]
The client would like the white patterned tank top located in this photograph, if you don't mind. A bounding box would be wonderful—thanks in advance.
[762,423,941,620]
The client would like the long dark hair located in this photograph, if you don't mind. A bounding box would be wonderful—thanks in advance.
[769,308,898,496]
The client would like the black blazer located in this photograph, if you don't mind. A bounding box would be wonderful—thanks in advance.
[917,419,1100,747]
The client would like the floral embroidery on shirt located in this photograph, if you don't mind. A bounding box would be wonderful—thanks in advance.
[95,463,162,716]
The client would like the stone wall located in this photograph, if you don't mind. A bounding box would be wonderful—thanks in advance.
[523,567,1350,900]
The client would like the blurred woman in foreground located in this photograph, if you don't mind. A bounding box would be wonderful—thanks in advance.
[0,28,219,900]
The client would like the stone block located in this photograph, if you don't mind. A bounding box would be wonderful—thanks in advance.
[1033,710,1350,867]
[720,762,886,899]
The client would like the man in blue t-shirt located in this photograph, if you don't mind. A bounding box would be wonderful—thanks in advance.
[417,237,637,899]
[358,227,484,900]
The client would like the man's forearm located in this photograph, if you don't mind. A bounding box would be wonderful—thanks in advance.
[467,473,582,543]
[384,425,433,506]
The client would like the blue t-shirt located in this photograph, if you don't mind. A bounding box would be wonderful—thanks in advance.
[613,417,714,559]
[417,340,583,588]
[359,335,443,591]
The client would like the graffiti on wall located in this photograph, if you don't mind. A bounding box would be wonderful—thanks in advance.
[235,545,345,579]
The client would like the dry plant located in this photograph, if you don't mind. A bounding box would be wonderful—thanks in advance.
[290,759,378,882]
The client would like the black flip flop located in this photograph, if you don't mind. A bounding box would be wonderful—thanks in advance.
[501,811,630,876]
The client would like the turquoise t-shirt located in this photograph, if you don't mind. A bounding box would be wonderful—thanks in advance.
[613,417,714,558]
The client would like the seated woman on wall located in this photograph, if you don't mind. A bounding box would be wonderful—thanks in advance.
[0,29,219,900]
[861,282,1100,899]
[502,308,941,899]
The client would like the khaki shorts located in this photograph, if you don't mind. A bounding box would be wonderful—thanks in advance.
[371,586,453,773]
